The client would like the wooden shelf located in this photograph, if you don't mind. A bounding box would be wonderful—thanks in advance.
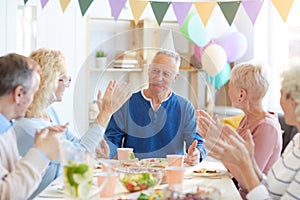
[89,67,143,72]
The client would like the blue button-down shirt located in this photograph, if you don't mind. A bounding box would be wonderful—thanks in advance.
[0,112,13,135]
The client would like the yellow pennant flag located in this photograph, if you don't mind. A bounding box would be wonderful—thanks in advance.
[59,0,71,12]
[194,2,217,26]
[271,0,294,22]
[129,0,148,25]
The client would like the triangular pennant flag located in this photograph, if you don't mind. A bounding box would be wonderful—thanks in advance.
[41,0,49,9]
[59,0,71,12]
[129,0,148,25]
[242,0,264,25]
[218,1,241,26]
[194,2,217,26]
[150,1,171,26]
[161,31,175,52]
[109,0,127,21]
[271,0,294,22]
[24,0,29,4]
[78,0,93,16]
[172,2,192,27]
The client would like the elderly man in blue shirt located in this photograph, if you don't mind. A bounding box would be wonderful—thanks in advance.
[105,50,206,165]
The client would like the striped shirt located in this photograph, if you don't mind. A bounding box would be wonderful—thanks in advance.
[247,133,300,200]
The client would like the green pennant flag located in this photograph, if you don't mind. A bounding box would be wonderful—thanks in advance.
[78,0,93,16]
[218,1,241,26]
[24,0,28,4]
[150,1,171,26]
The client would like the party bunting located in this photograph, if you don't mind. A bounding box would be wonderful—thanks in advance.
[59,0,71,13]
[109,0,127,21]
[194,2,217,26]
[218,1,241,26]
[41,0,49,9]
[271,0,294,22]
[172,2,192,27]
[129,0,148,25]
[161,31,175,52]
[78,0,93,16]
[21,0,294,28]
[242,0,264,25]
[150,1,171,26]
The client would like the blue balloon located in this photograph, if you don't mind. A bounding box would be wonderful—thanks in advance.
[188,14,211,47]
[206,62,231,89]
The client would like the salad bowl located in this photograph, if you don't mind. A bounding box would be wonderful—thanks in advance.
[117,167,163,193]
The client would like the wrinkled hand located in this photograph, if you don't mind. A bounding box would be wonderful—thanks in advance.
[196,109,220,138]
[96,80,131,127]
[207,125,253,167]
[97,80,131,114]
[34,123,68,161]
[197,113,223,155]
[95,139,110,159]
[184,140,200,166]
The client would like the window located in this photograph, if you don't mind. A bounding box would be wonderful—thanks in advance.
[16,5,36,56]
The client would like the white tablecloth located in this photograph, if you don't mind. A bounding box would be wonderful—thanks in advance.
[35,158,242,200]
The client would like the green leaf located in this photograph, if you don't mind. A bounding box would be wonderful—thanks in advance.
[74,164,89,175]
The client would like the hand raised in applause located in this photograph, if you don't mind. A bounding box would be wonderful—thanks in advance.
[96,80,131,127]
[34,123,68,161]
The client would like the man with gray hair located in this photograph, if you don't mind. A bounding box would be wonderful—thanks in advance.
[105,50,206,165]
[0,53,66,199]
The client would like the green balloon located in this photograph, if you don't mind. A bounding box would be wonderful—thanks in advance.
[180,12,196,41]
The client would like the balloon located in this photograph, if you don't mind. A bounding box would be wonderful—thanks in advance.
[187,14,211,47]
[180,12,197,41]
[206,62,231,89]
[194,39,215,61]
[201,44,227,77]
[216,32,248,62]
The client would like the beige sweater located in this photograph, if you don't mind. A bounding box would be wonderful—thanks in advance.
[0,128,49,200]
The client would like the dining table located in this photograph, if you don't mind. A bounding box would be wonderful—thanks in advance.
[35,157,242,200]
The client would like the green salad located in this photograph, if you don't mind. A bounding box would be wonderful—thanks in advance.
[120,172,159,192]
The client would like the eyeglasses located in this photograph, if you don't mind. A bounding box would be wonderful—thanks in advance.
[149,63,177,80]
[59,76,71,85]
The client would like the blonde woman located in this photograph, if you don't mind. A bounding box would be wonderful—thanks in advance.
[203,63,300,199]
[13,48,131,198]
[197,63,282,199]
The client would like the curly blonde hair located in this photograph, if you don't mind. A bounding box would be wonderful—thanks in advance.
[281,63,300,121]
[230,63,269,101]
[26,48,66,117]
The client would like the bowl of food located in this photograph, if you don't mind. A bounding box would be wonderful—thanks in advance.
[117,167,163,193]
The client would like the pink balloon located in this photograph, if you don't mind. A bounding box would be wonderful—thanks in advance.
[216,32,248,62]
[194,40,215,61]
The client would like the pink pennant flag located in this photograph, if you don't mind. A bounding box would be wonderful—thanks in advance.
[41,0,49,9]
[242,0,264,25]
[109,0,127,21]
[172,2,192,27]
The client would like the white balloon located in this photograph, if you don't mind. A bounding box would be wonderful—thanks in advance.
[201,44,227,76]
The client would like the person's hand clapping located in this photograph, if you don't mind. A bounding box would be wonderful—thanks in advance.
[96,80,131,127]
[34,123,68,161]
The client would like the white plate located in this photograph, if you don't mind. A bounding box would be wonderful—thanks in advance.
[139,158,168,168]
[192,168,228,177]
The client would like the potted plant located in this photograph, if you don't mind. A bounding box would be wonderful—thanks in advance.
[95,50,107,69]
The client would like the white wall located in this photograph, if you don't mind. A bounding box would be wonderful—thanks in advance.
[1,0,292,134]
